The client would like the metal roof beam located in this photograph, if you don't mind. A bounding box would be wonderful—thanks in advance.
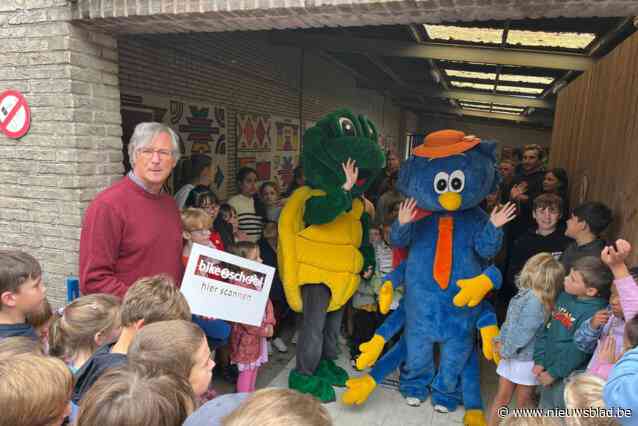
[359,83,554,109]
[399,102,553,126]
[270,33,594,71]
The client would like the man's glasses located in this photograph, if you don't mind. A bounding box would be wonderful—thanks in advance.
[138,148,173,159]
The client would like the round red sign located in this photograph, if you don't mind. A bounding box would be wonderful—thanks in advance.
[0,90,31,139]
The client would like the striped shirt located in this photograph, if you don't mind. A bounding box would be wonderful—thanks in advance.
[228,194,264,243]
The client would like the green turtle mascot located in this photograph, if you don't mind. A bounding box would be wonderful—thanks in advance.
[278,109,385,402]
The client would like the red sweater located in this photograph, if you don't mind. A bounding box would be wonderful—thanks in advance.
[79,176,184,297]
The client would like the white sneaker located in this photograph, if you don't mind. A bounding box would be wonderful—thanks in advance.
[267,341,273,355]
[405,397,421,407]
[273,337,288,353]
[291,332,298,345]
[434,404,449,413]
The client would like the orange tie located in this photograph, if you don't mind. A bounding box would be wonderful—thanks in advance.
[433,216,454,289]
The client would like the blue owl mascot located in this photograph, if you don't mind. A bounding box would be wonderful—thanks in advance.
[342,130,510,426]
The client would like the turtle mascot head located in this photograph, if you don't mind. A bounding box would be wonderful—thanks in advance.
[302,109,386,195]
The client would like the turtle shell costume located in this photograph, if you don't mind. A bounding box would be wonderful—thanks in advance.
[278,109,385,402]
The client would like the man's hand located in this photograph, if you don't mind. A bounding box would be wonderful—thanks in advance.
[341,158,359,191]
[489,202,517,228]
[538,371,555,386]
[591,309,612,329]
[397,198,418,225]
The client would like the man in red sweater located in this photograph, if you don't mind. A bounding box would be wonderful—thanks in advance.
[79,123,184,298]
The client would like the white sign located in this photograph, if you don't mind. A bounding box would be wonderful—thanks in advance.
[181,244,274,326]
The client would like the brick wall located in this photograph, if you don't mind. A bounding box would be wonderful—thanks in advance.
[118,31,404,195]
[0,0,122,307]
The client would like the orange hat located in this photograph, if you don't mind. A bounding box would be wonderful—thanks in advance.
[413,130,481,159]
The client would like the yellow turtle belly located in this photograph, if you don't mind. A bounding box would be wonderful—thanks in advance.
[278,186,364,313]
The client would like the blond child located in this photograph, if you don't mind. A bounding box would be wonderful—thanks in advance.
[128,319,215,398]
[563,373,615,426]
[76,363,197,426]
[229,241,276,392]
[0,250,46,341]
[488,253,564,426]
[25,297,53,353]
[48,293,121,373]
[222,388,331,426]
[0,353,73,426]
[73,274,191,405]
[182,207,216,265]
[0,335,44,357]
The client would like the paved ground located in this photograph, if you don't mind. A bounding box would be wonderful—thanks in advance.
[210,325,502,426]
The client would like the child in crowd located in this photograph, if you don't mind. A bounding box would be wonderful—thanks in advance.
[221,388,332,426]
[350,224,401,364]
[221,204,249,243]
[185,187,231,250]
[533,256,612,409]
[128,320,214,399]
[488,253,563,426]
[73,274,191,405]
[258,221,289,353]
[259,181,283,222]
[182,207,217,263]
[574,240,638,379]
[48,293,121,373]
[563,373,612,426]
[181,207,232,371]
[0,335,44,356]
[228,167,264,242]
[229,242,276,393]
[26,297,53,353]
[76,363,197,426]
[0,250,46,341]
[0,353,73,426]
[603,315,638,425]
[561,202,613,273]
[507,194,572,287]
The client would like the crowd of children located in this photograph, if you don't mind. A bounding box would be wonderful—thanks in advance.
[3,145,638,426]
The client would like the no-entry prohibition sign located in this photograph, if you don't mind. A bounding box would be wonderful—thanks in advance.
[0,90,31,139]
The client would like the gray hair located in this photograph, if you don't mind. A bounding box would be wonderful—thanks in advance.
[128,122,180,167]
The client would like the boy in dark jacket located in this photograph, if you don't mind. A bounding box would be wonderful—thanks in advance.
[504,194,571,303]
[533,256,612,409]
[561,201,613,273]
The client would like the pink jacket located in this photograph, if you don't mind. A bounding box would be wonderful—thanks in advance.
[588,276,638,379]
[230,299,276,364]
